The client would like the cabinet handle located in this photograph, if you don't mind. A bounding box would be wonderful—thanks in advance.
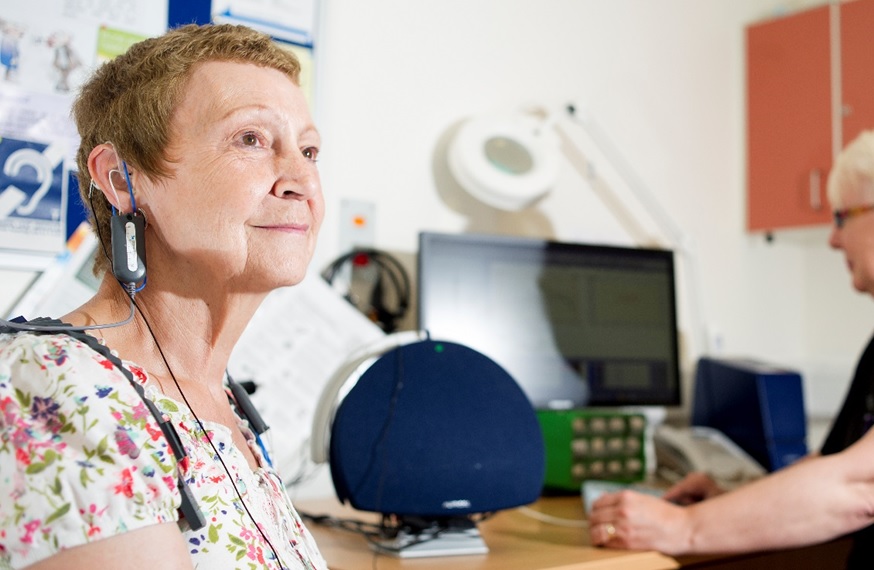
[809,169,822,211]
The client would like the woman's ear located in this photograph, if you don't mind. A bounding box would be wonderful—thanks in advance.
[87,143,135,213]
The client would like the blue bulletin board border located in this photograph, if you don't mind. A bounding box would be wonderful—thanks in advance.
[168,0,212,27]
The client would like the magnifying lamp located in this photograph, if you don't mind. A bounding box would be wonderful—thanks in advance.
[447,114,561,211]
[445,103,708,361]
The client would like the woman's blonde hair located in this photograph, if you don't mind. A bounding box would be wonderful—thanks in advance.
[72,23,301,274]
[828,130,874,211]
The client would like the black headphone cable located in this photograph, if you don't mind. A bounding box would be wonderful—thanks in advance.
[131,298,301,569]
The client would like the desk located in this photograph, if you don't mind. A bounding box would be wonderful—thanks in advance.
[298,496,852,570]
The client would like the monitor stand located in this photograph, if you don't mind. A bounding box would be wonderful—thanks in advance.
[370,516,489,558]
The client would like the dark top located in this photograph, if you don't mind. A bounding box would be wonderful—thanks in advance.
[820,332,874,569]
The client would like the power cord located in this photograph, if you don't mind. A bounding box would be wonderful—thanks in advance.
[517,506,589,528]
[321,248,410,333]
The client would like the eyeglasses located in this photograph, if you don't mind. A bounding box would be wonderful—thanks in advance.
[833,204,874,228]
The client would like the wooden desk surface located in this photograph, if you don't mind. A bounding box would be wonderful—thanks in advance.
[299,495,854,570]
[297,496,679,570]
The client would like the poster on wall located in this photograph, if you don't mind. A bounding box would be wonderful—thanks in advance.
[212,0,318,113]
[211,0,316,46]
[0,0,167,269]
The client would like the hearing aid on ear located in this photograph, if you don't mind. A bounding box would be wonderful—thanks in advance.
[110,211,146,287]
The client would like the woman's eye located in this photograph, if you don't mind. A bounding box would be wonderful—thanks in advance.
[241,132,259,146]
[303,147,319,162]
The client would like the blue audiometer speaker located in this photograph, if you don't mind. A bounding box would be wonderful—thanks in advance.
[328,338,546,517]
[692,357,808,471]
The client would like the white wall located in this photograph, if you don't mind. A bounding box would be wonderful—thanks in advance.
[3,0,870,426]
[312,0,874,423]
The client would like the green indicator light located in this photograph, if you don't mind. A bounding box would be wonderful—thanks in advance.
[434,344,444,353]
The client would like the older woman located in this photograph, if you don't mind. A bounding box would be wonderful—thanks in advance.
[587,130,874,567]
[0,24,326,569]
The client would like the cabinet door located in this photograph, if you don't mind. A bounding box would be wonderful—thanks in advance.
[747,5,832,232]
[841,0,874,146]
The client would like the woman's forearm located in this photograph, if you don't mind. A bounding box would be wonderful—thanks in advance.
[683,440,874,554]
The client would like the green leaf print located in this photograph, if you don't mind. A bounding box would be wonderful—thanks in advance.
[44,503,71,525]
[79,467,94,487]
[25,462,47,475]
[96,435,109,456]
[14,387,30,407]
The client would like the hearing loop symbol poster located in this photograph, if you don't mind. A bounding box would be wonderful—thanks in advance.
[0,0,166,269]
[0,137,68,257]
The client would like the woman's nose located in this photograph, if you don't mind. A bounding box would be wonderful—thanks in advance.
[272,152,321,199]
[828,226,842,250]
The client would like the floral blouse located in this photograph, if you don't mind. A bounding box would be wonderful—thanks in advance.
[0,331,327,569]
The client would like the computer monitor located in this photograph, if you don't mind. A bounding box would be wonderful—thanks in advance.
[417,231,681,409]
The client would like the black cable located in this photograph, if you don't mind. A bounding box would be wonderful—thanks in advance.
[299,510,496,557]
[298,512,383,538]
[321,248,411,333]
[4,184,297,564]
[133,300,294,569]
[0,297,136,332]
[0,316,205,532]
[321,345,487,560]
[0,190,136,333]
[90,188,294,567]
[372,348,406,512]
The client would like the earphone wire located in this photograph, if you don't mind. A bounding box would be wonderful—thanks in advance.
[121,161,137,212]
[92,176,292,565]
[0,173,143,334]
[132,299,292,569]
[0,298,135,332]
[4,173,296,566]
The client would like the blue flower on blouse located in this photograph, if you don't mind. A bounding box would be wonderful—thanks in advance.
[31,396,60,427]
[95,385,112,398]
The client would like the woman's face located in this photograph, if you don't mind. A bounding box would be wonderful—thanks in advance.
[829,199,874,296]
[138,60,324,292]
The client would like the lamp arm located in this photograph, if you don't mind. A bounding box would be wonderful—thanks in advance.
[556,103,709,358]
[560,104,687,249]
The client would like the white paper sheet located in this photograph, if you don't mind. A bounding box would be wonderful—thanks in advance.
[228,273,386,481]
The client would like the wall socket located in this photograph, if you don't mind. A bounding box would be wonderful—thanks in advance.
[339,199,376,253]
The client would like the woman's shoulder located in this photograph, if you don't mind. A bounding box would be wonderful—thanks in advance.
[0,329,181,568]
[1,327,102,368]
[0,329,132,404]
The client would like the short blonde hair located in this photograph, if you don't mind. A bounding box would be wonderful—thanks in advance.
[72,23,301,274]
[827,130,874,210]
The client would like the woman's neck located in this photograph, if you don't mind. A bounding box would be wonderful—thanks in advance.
[65,274,266,392]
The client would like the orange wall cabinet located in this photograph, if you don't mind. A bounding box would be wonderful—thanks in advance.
[841,0,874,143]
[746,0,874,233]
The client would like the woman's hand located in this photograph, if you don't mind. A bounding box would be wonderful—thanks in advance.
[588,489,692,554]
[662,471,725,505]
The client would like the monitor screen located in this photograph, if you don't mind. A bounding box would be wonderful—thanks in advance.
[417,232,681,409]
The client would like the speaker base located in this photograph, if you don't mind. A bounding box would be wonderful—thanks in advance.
[371,518,489,558]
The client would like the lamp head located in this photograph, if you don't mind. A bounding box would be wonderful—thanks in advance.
[447,114,560,211]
